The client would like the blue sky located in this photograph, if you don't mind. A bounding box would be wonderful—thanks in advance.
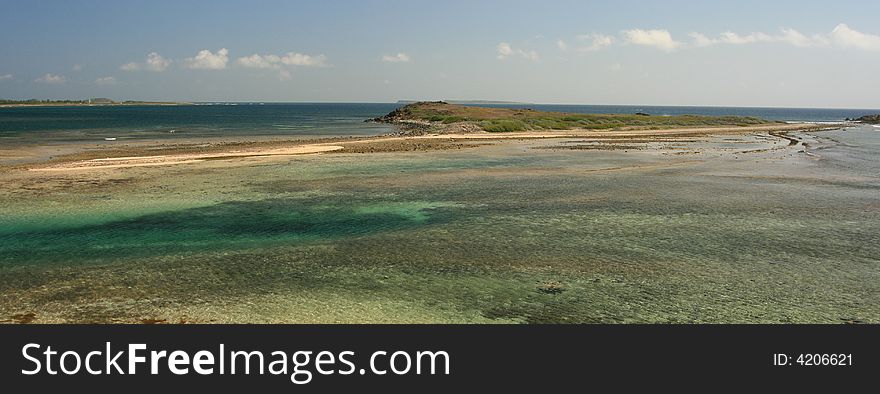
[1,0,879,107]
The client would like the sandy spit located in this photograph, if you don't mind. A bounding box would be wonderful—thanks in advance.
[26,123,825,172]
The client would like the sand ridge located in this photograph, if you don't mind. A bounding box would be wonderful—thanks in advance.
[26,123,827,172]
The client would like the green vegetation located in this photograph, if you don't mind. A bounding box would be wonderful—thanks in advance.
[373,101,779,132]
[479,119,527,132]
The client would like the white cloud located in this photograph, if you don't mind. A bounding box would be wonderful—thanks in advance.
[689,31,767,47]
[520,50,539,61]
[496,42,539,61]
[831,23,880,51]
[35,73,65,84]
[72,64,83,71]
[120,62,140,71]
[497,42,513,57]
[185,48,229,70]
[121,52,171,72]
[556,39,568,51]
[145,52,171,71]
[237,52,326,80]
[622,29,681,51]
[237,54,282,69]
[719,31,767,44]
[568,24,878,53]
[280,52,327,66]
[576,33,614,51]
[381,53,411,63]
[0,74,12,80]
[688,32,717,47]
[777,29,827,47]
[95,76,116,85]
[692,25,880,51]
[238,52,327,69]
[497,43,525,59]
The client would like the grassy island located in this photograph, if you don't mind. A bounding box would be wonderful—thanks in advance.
[369,101,780,133]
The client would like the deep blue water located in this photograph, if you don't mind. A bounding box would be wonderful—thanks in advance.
[1,102,876,145]
[0,103,399,144]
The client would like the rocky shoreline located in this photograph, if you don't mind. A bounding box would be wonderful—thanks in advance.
[849,114,880,124]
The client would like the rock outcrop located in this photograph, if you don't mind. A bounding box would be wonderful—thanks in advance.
[851,114,880,124]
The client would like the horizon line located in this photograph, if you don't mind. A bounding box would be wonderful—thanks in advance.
[4,99,879,111]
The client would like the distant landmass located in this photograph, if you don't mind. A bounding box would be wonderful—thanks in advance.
[396,99,531,105]
[0,98,189,107]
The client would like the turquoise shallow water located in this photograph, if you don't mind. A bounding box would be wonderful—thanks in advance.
[0,126,878,323]
[0,199,453,265]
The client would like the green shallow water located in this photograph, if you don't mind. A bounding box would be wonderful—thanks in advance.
[1,129,879,323]
[0,200,454,265]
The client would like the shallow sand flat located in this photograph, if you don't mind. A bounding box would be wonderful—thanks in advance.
[406,123,824,139]
[30,144,344,172]
[20,123,825,172]
[1,128,878,323]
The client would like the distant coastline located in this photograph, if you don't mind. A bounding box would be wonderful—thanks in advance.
[0,99,191,108]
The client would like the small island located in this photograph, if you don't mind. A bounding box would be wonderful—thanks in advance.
[851,114,880,124]
[368,101,780,134]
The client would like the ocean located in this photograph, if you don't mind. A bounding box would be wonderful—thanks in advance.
[1,103,878,323]
[1,103,877,145]
[0,103,399,144]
